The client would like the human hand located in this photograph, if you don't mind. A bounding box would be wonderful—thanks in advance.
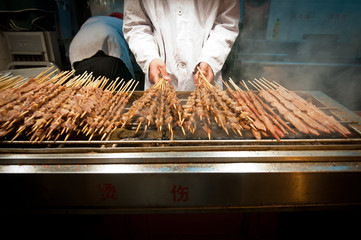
[149,58,171,84]
[194,62,214,87]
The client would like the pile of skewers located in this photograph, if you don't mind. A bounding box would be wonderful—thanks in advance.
[0,68,137,142]
[0,66,352,143]
[180,69,352,141]
[180,68,255,140]
[0,72,28,91]
[224,78,296,140]
[249,78,351,138]
[223,77,351,140]
[120,78,183,140]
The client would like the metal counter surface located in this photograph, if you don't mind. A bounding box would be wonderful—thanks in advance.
[0,91,360,214]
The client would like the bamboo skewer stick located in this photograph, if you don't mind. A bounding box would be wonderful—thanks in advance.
[113,79,124,92]
[248,80,262,91]
[257,78,274,90]
[37,69,59,83]
[34,66,54,79]
[57,70,75,85]
[106,77,119,91]
[0,75,28,90]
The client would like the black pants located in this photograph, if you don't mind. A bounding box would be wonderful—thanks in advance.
[73,51,133,82]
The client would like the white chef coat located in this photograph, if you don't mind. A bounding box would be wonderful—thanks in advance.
[69,16,135,79]
[123,0,239,91]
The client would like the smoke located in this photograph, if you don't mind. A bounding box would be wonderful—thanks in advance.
[224,0,361,111]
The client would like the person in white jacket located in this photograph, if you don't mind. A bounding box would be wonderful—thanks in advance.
[123,0,240,91]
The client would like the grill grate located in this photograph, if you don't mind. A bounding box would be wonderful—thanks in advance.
[1,91,360,151]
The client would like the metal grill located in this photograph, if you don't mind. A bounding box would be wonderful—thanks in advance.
[0,90,360,213]
[1,91,360,164]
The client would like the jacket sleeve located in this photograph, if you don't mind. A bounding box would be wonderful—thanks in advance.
[123,0,160,77]
[197,0,240,75]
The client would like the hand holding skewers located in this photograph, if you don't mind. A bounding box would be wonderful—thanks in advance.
[194,62,214,87]
[149,58,171,84]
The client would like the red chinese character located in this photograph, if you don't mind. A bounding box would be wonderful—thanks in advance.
[98,183,118,200]
[171,185,189,202]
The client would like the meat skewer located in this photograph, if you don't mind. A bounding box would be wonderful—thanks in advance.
[0,68,65,108]
[256,78,330,135]
[227,79,267,133]
[1,71,75,140]
[224,79,263,139]
[100,81,138,141]
[0,74,28,91]
[28,74,104,141]
[253,92,297,135]
[52,75,128,141]
[89,80,136,140]
[266,78,351,137]
[240,80,292,136]
[1,65,353,142]
[85,82,122,138]
[238,81,283,141]
[251,80,312,135]
[181,70,213,138]
[98,82,132,133]
[120,78,181,140]
[120,84,159,128]
[11,83,66,141]
[210,86,244,136]
[227,78,283,140]
[0,68,138,141]
[183,68,248,139]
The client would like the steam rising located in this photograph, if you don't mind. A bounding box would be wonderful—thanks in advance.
[225,0,361,111]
